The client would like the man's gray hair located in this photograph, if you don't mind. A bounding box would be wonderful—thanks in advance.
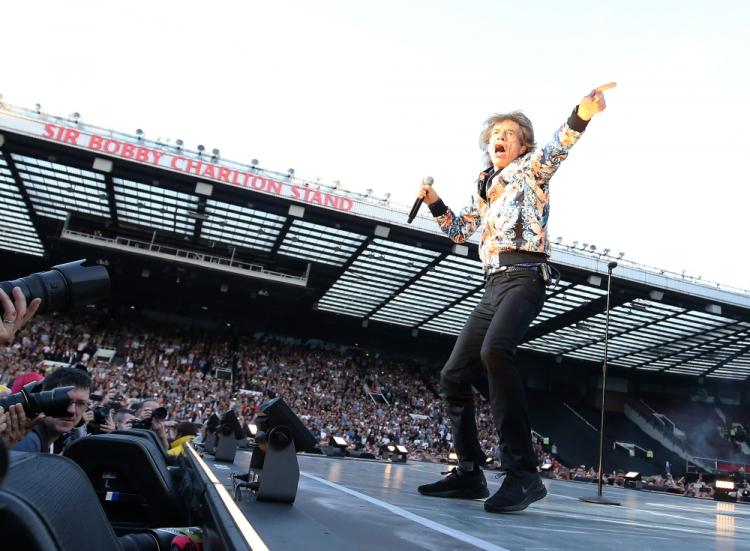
[479,111,536,167]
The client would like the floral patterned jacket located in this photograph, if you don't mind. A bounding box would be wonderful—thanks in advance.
[428,109,589,272]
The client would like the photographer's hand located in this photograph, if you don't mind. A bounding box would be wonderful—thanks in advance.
[1,403,32,447]
[102,389,116,406]
[151,417,170,449]
[100,412,116,434]
[0,287,42,345]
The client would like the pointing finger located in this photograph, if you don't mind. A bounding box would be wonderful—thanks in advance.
[594,82,617,93]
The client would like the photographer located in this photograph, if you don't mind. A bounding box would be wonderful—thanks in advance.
[13,367,91,453]
[85,389,119,435]
[0,289,41,446]
[132,398,171,449]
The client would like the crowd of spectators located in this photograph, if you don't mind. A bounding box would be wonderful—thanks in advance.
[0,310,506,463]
[2,301,749,503]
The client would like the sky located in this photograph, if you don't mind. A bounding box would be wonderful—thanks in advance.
[3,0,749,291]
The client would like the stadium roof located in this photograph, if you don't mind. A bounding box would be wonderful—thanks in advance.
[1,102,749,381]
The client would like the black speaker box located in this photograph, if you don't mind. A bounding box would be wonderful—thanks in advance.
[258,396,318,453]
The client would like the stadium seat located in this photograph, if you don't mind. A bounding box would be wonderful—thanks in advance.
[113,428,178,465]
[114,428,167,454]
[64,433,189,530]
[0,451,123,551]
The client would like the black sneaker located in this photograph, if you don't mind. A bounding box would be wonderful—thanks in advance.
[418,467,490,499]
[483,470,547,513]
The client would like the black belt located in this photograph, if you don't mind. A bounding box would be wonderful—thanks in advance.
[484,262,542,279]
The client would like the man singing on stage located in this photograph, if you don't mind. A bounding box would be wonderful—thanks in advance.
[417,83,616,513]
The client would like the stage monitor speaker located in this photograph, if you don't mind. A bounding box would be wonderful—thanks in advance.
[258,396,317,453]
[214,433,239,463]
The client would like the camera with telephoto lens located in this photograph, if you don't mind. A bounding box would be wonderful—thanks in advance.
[86,404,111,434]
[0,380,75,418]
[0,259,110,314]
[131,406,168,430]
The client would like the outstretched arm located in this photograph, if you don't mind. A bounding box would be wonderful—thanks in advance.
[531,82,617,180]
[576,82,617,121]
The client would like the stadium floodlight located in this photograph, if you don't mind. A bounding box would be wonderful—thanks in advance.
[572,240,578,247]
[716,480,735,490]
[136,128,144,140]
[331,436,348,450]
[715,479,736,502]
[197,145,205,155]
[175,139,184,151]
[250,158,259,167]
[589,244,597,252]
[332,180,340,189]
[390,445,408,463]
[602,248,611,255]
[35,103,41,114]
[287,168,295,178]
[624,472,642,490]
[211,148,220,162]
[555,236,563,244]
[617,252,625,259]
[70,112,80,124]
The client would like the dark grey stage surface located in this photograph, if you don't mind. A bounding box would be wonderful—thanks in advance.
[207,451,750,551]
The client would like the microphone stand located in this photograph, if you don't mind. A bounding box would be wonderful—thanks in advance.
[580,261,620,506]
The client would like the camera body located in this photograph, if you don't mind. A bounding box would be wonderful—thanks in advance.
[131,407,168,430]
[0,380,74,418]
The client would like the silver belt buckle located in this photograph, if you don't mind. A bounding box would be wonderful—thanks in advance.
[486,265,509,278]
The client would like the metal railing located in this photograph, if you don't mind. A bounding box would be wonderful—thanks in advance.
[60,229,309,287]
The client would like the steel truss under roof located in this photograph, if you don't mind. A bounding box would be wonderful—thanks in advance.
[1,109,749,381]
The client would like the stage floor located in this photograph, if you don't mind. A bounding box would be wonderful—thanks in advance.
[206,451,750,551]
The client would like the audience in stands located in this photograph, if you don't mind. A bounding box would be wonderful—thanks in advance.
[1,308,748,502]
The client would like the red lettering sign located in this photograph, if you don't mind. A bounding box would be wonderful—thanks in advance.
[36,123,354,212]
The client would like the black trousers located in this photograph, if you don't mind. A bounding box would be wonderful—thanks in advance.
[439,269,546,472]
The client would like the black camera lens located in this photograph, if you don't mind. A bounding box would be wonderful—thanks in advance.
[152,407,168,420]
[93,405,111,424]
[0,381,74,418]
[0,259,110,315]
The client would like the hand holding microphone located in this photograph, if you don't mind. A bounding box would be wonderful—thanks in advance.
[407,176,438,223]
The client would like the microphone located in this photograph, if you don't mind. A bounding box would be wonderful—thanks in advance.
[407,176,434,224]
